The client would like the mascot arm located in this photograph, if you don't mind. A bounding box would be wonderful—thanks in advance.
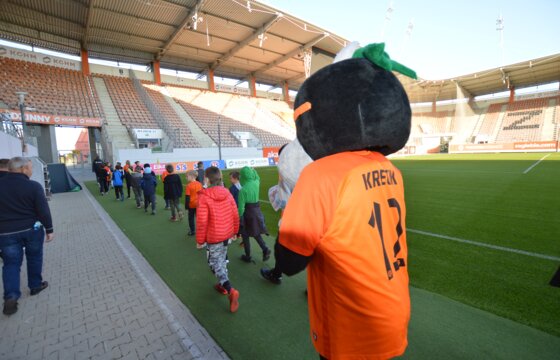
[275,241,311,276]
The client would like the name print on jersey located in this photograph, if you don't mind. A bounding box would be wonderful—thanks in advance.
[361,169,398,190]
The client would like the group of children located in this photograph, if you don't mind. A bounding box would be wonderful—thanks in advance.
[95,159,270,313]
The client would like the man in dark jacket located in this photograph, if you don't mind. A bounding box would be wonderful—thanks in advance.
[0,158,9,178]
[0,157,54,315]
[140,163,157,215]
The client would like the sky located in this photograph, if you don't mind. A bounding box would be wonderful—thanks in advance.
[263,0,560,79]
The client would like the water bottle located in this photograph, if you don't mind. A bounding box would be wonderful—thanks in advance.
[33,221,41,230]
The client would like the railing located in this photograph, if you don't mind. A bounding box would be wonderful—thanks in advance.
[129,70,176,151]
[0,112,21,138]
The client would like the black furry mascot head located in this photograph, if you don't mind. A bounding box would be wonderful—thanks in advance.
[293,43,416,160]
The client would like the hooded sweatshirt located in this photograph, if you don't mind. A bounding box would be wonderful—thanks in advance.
[196,185,239,245]
[238,166,260,217]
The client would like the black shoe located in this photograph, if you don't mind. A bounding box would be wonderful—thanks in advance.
[3,298,18,315]
[188,231,195,236]
[30,281,48,296]
[263,248,271,261]
[260,268,282,285]
[240,255,252,263]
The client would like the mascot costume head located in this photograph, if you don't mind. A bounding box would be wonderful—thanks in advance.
[294,42,416,160]
[277,42,416,190]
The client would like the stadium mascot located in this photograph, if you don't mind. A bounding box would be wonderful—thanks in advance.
[272,43,417,359]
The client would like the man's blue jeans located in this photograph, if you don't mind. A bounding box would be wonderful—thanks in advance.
[0,227,44,300]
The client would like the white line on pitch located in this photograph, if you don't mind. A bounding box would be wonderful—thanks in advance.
[523,154,551,174]
[408,228,560,262]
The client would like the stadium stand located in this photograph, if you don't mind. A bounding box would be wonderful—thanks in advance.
[165,84,294,147]
[141,81,200,147]
[0,57,102,118]
[495,98,547,143]
[95,75,157,129]
[253,97,296,128]
[475,103,503,141]
[411,111,453,135]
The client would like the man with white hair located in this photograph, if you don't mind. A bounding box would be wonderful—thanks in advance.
[0,157,54,315]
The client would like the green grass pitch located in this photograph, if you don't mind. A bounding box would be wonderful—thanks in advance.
[86,151,560,358]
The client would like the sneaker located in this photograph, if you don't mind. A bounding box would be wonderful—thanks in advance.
[178,211,184,220]
[144,208,148,213]
[151,211,156,215]
[2,299,18,315]
[170,216,177,222]
[164,206,170,210]
[240,255,252,263]
[263,248,271,261]
[30,281,48,296]
[214,283,228,295]
[136,205,142,209]
[228,288,239,313]
[188,231,195,236]
[260,268,282,285]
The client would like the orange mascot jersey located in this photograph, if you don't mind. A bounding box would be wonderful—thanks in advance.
[279,151,410,360]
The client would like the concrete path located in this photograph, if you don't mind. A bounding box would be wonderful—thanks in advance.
[0,166,227,360]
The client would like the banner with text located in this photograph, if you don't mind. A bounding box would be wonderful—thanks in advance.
[133,129,163,139]
[215,83,251,96]
[1,110,102,127]
[149,160,226,175]
[225,158,271,169]
[0,45,81,70]
[449,141,558,153]
[262,147,280,165]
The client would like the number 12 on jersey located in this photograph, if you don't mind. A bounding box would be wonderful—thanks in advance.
[368,198,405,280]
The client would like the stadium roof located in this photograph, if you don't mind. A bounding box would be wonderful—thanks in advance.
[1,0,559,102]
[400,53,560,103]
[0,0,347,90]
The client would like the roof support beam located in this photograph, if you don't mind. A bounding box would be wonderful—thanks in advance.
[157,0,206,60]
[209,13,282,71]
[82,0,95,49]
[252,33,328,76]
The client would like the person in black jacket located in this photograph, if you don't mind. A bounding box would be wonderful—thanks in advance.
[0,158,9,178]
[0,157,54,315]
[163,164,183,221]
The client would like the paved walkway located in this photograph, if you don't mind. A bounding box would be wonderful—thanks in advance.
[0,167,227,360]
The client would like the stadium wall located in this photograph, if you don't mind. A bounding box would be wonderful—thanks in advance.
[0,131,38,158]
[161,74,208,89]
[116,146,263,166]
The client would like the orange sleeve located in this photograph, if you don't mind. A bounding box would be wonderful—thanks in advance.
[279,163,336,257]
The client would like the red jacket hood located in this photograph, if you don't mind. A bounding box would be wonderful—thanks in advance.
[200,185,230,202]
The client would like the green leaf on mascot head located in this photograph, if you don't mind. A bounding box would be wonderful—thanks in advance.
[352,43,417,80]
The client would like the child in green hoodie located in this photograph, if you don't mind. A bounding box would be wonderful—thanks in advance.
[238,166,271,262]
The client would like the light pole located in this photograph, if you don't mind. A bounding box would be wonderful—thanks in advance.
[217,116,222,161]
[15,91,27,155]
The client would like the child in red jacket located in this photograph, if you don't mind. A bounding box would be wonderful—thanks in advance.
[196,166,240,313]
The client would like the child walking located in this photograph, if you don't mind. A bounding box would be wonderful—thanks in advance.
[163,164,183,221]
[185,170,203,235]
[238,166,270,262]
[130,165,144,208]
[112,164,125,201]
[140,163,157,215]
[196,166,240,313]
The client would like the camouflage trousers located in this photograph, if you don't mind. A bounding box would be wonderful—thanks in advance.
[206,240,230,285]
